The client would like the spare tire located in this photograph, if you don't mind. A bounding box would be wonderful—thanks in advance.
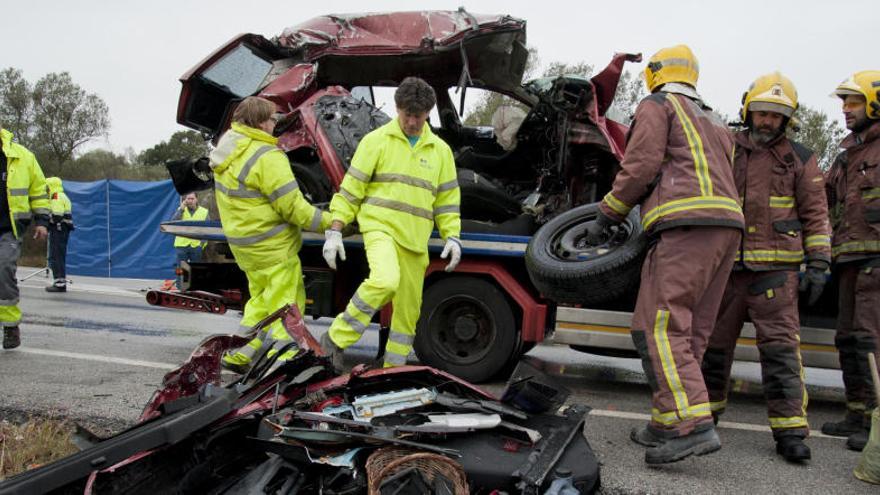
[525,203,646,305]
[457,169,521,223]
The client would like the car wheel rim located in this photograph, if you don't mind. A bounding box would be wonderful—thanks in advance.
[428,295,496,365]
[547,215,632,261]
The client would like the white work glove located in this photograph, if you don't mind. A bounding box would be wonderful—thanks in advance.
[323,230,346,270]
[440,237,462,272]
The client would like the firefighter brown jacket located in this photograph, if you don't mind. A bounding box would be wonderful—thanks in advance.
[826,121,880,263]
[599,90,744,234]
[733,130,832,270]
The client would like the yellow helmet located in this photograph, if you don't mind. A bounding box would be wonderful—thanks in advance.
[643,44,699,93]
[833,70,880,120]
[739,72,798,122]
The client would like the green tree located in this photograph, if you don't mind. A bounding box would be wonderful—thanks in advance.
[608,70,647,123]
[138,130,211,166]
[0,68,34,145]
[31,72,110,169]
[792,105,845,171]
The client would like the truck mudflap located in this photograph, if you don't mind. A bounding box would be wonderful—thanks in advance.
[0,306,600,494]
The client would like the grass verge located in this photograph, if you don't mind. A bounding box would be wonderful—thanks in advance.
[0,417,77,480]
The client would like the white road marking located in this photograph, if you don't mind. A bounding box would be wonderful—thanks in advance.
[15,347,176,370]
[589,408,839,439]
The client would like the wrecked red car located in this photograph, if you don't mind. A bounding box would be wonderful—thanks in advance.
[0,307,600,494]
[159,9,645,382]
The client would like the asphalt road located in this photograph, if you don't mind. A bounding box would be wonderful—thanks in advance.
[0,271,874,494]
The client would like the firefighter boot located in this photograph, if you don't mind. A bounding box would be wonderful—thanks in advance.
[645,427,721,465]
[775,435,811,462]
[3,326,20,349]
[320,332,345,374]
[630,425,663,447]
[821,411,866,437]
[847,429,869,452]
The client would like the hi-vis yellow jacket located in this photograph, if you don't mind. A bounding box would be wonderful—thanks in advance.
[46,177,74,230]
[172,205,207,248]
[0,129,50,238]
[209,123,330,272]
[329,120,461,253]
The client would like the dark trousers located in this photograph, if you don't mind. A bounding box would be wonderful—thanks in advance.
[48,227,70,282]
[835,261,880,419]
[702,270,808,438]
[175,246,203,289]
[631,226,740,438]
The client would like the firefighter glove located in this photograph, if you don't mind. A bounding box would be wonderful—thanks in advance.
[322,229,346,270]
[441,237,462,272]
[798,261,828,306]
[586,210,618,245]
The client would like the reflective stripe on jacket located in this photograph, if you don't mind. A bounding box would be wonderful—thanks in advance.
[46,177,74,230]
[0,129,50,238]
[173,206,207,248]
[209,122,331,272]
[599,91,743,234]
[825,122,880,262]
[733,131,831,269]
[329,119,461,253]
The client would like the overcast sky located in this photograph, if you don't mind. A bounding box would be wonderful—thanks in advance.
[3,1,872,155]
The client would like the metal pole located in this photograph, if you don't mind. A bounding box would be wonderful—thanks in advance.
[105,180,111,277]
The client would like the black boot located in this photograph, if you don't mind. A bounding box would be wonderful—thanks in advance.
[645,427,721,464]
[821,412,865,437]
[45,284,67,293]
[3,326,20,349]
[630,425,664,447]
[846,429,869,452]
[775,436,811,462]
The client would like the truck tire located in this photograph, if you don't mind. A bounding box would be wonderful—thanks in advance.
[291,161,332,203]
[458,169,521,223]
[414,276,518,383]
[525,202,645,305]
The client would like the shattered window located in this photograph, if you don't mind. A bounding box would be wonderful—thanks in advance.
[202,44,272,97]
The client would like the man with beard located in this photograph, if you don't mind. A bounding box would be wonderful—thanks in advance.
[700,72,831,462]
[587,44,743,464]
[822,70,880,452]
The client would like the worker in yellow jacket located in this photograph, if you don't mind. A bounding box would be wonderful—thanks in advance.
[170,192,209,289]
[322,77,461,370]
[0,127,50,349]
[209,97,331,373]
[45,177,75,292]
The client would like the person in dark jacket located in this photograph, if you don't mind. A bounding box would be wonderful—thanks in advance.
[822,70,880,452]
[45,177,74,293]
[700,72,831,462]
[588,44,743,464]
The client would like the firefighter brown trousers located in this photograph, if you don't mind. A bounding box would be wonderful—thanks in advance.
[631,226,740,438]
[701,270,809,438]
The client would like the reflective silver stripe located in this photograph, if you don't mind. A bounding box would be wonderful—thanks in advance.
[226,223,288,246]
[657,57,699,71]
[433,205,460,216]
[266,180,299,202]
[384,351,407,366]
[363,197,432,220]
[373,173,436,194]
[346,167,371,182]
[308,208,323,232]
[351,292,378,316]
[32,208,50,216]
[31,194,49,200]
[13,212,31,220]
[0,298,20,307]
[9,188,29,196]
[389,331,414,346]
[214,181,263,198]
[342,311,368,334]
[339,187,362,206]
[237,146,276,186]
[236,325,254,337]
[437,179,459,192]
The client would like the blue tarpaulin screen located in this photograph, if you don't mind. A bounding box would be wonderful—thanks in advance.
[63,180,179,279]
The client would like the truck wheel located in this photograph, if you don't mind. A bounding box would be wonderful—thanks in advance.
[525,202,645,305]
[414,276,518,383]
